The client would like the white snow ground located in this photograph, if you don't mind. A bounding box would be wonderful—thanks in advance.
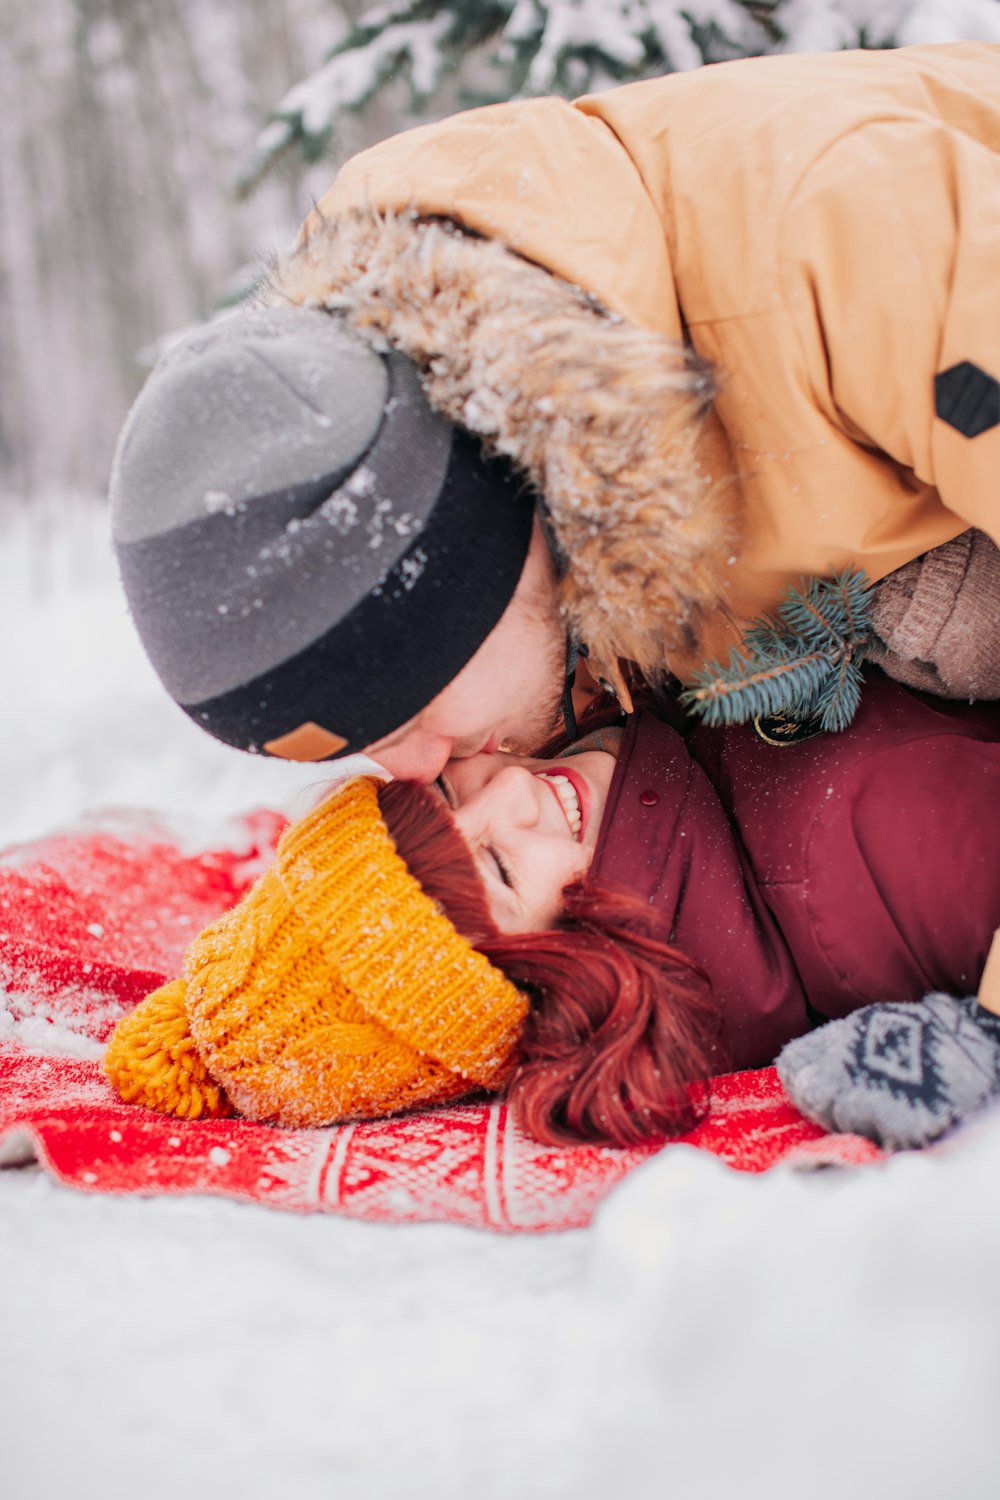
[2,495,999,1500]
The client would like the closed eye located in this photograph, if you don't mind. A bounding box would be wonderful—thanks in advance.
[434,774,457,809]
[487,846,515,890]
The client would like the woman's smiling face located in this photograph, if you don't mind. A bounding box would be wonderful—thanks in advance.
[439,749,617,933]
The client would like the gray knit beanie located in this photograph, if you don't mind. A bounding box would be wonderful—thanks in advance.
[109,307,535,760]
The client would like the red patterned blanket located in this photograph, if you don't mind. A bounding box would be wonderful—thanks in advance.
[0,812,882,1231]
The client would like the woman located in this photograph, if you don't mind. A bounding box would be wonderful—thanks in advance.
[105,671,1000,1151]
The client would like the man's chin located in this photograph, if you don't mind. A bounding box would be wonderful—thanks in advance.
[500,699,567,758]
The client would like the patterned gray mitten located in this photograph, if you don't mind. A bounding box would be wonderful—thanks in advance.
[776,995,1000,1150]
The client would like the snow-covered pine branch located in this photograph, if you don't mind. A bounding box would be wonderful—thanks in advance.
[778,0,1000,54]
[236,1,510,196]
[238,0,1000,196]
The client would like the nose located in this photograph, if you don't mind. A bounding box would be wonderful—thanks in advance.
[473,764,542,828]
[441,752,511,804]
[365,731,454,784]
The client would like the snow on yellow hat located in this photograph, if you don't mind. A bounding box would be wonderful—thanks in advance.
[104,777,528,1127]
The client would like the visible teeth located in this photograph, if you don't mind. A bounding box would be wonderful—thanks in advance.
[540,773,582,836]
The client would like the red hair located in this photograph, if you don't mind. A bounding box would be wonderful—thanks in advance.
[377,779,724,1147]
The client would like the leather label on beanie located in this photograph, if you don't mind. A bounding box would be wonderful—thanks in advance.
[264,722,349,761]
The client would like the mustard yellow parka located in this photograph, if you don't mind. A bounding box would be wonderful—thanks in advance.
[274,43,1000,681]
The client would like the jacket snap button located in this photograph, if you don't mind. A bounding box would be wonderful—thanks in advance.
[639,789,659,806]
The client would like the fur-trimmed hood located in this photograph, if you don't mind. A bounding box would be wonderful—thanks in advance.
[263,48,1000,692]
[265,208,736,687]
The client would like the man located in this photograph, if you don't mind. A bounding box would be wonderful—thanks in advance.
[110,308,577,781]
[111,42,1000,784]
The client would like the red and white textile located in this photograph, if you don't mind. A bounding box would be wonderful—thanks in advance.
[0,812,883,1231]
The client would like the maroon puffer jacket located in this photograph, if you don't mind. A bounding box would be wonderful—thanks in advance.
[590,672,1000,1070]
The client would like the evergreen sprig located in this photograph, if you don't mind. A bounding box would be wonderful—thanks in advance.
[680,568,878,733]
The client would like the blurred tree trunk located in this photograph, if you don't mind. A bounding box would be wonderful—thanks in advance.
[0,0,363,499]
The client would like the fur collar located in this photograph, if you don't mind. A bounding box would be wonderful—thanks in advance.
[265,208,735,682]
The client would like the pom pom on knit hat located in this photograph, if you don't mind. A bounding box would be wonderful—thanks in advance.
[105,980,231,1121]
[104,778,529,1127]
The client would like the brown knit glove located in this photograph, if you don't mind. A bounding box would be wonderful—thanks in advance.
[871,529,1000,699]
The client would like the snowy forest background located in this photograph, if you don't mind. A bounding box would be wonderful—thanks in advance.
[5,0,1000,502]
[6,7,1000,1500]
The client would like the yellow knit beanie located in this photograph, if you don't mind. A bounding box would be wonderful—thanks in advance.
[104,777,528,1127]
